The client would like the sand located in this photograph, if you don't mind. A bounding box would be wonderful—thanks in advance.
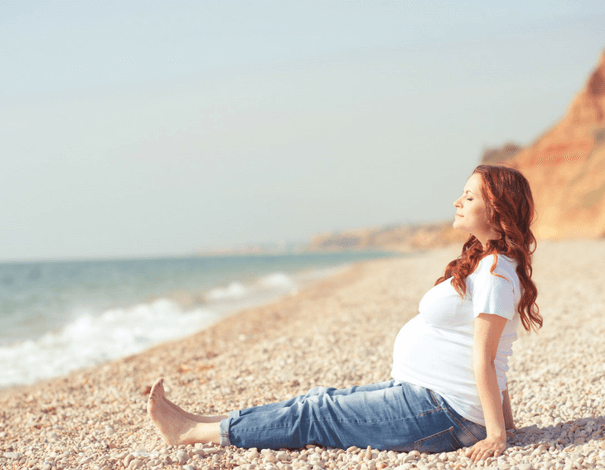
[1,239,605,470]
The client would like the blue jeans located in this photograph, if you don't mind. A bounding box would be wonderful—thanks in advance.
[219,380,486,452]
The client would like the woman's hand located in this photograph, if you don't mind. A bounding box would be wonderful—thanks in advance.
[465,436,506,461]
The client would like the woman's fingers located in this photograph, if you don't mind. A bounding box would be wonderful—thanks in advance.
[464,438,506,461]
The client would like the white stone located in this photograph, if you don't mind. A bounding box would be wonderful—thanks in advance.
[128,458,143,469]
[177,449,189,465]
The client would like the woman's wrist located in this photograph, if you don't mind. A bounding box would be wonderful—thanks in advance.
[485,423,507,441]
[487,430,507,442]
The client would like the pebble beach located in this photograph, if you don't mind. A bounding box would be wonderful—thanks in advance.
[2,239,605,470]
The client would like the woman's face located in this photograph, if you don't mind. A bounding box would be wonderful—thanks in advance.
[453,173,498,246]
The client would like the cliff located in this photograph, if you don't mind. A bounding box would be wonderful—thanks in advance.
[490,50,605,239]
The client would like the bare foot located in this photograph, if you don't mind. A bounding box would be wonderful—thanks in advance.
[147,378,200,445]
[153,378,205,423]
[152,378,226,423]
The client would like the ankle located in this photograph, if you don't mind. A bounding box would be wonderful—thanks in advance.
[184,422,221,445]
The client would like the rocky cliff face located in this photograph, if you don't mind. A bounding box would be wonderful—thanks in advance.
[493,51,605,239]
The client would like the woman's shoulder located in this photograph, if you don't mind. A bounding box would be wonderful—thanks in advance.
[474,253,518,282]
[477,252,516,267]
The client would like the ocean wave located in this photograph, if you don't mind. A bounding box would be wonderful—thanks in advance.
[257,272,296,289]
[205,282,248,301]
[0,299,220,389]
[204,272,299,303]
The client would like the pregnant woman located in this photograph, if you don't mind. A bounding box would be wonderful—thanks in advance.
[147,164,542,461]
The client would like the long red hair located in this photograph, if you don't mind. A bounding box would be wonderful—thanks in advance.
[435,164,542,332]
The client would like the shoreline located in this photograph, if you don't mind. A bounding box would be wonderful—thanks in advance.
[2,240,605,469]
[0,251,395,390]
[0,256,364,398]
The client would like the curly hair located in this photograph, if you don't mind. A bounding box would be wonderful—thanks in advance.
[435,164,542,332]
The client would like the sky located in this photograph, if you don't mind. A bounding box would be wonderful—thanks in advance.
[1,1,604,261]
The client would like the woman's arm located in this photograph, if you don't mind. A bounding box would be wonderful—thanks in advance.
[502,387,515,430]
[466,313,508,462]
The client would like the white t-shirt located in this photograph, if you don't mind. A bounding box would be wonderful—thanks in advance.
[391,254,521,426]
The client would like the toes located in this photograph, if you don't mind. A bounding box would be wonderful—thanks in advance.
[149,378,164,402]
[157,378,166,398]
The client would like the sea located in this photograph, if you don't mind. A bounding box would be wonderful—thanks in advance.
[0,251,397,389]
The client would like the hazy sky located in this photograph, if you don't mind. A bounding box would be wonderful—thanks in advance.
[2,1,604,261]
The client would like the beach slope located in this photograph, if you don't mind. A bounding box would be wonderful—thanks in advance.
[2,240,605,469]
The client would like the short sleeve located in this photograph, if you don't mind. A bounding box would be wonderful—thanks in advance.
[470,255,516,320]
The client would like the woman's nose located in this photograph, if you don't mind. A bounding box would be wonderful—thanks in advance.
[453,198,461,208]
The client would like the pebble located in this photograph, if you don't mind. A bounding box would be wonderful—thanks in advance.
[177,449,190,464]
[128,458,143,469]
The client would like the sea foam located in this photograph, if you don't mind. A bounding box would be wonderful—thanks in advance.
[0,299,220,389]
[205,282,248,301]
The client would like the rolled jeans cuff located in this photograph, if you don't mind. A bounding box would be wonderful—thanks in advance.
[219,410,240,447]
